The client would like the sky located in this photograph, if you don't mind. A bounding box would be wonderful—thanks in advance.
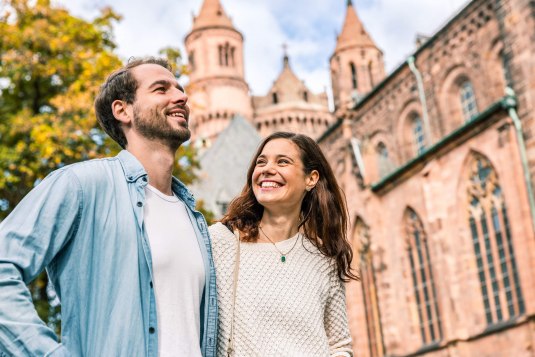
[54,0,470,96]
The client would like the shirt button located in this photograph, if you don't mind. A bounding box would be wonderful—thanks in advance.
[142,177,147,182]
[149,327,155,334]
[137,202,143,207]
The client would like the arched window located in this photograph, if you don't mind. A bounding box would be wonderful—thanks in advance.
[350,62,358,90]
[368,61,374,87]
[501,51,513,88]
[467,154,525,325]
[356,218,385,357]
[404,208,442,345]
[219,42,235,67]
[188,52,195,71]
[224,43,229,66]
[303,91,308,102]
[230,47,235,67]
[272,92,278,104]
[412,114,426,155]
[376,142,392,178]
[460,81,479,122]
[218,45,223,66]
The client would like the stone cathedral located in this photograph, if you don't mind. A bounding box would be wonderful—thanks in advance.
[185,0,535,356]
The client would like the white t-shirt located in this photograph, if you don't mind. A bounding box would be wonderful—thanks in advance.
[143,184,205,357]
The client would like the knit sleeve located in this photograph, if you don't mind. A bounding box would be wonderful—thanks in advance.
[325,264,354,357]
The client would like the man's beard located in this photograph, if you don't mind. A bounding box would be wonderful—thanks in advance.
[132,106,191,148]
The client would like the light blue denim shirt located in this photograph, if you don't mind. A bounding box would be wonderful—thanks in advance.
[0,150,218,357]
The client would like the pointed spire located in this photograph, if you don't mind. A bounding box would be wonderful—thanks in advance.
[267,45,313,104]
[191,0,235,32]
[282,43,289,68]
[335,0,377,52]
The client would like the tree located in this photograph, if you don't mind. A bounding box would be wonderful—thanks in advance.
[0,0,124,218]
[0,0,124,334]
[0,0,213,332]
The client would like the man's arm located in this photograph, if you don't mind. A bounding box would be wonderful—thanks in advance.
[0,169,82,356]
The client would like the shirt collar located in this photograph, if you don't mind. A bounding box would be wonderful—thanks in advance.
[117,150,196,209]
[117,150,147,183]
[171,176,196,209]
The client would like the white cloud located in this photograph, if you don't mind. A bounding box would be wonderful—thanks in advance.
[54,0,470,95]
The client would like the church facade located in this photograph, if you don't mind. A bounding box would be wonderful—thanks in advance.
[185,0,535,356]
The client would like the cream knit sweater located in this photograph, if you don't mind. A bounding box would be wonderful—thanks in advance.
[209,222,353,357]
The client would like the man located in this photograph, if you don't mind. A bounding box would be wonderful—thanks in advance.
[0,57,217,356]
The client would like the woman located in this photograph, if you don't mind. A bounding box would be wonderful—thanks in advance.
[209,132,358,356]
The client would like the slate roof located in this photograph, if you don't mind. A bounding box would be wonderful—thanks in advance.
[190,115,262,218]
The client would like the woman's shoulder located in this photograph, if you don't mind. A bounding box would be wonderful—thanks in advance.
[208,222,234,242]
[301,236,338,270]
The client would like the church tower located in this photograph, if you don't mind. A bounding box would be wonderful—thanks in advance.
[252,49,333,139]
[330,0,385,110]
[185,0,252,146]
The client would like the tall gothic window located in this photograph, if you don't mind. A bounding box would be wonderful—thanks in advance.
[376,142,392,178]
[368,61,374,87]
[356,218,385,357]
[404,208,442,345]
[272,92,279,104]
[188,51,195,71]
[460,80,479,122]
[230,47,236,66]
[501,51,513,88]
[467,154,525,325]
[218,42,235,67]
[412,114,426,155]
[350,62,358,90]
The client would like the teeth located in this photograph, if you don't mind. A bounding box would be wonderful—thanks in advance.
[169,112,184,118]
[261,181,281,188]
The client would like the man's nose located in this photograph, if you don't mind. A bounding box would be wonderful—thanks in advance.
[171,87,188,104]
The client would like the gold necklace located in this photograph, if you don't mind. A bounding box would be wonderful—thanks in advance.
[259,226,300,263]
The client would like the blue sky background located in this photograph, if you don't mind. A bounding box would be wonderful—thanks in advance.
[55,0,470,96]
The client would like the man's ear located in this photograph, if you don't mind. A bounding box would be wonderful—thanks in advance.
[111,100,132,124]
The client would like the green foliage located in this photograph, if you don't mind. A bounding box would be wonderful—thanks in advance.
[159,46,188,77]
[0,0,124,219]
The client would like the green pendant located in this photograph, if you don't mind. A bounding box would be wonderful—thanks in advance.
[281,255,286,263]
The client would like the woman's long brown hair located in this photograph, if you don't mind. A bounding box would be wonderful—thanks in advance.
[221,132,358,281]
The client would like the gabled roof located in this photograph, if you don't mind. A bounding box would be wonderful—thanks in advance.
[335,0,378,52]
[191,0,236,32]
[190,115,261,217]
[269,53,311,102]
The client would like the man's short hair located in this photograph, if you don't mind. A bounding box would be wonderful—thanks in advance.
[94,57,173,149]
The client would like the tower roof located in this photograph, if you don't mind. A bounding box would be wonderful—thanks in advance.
[270,52,310,101]
[191,0,236,32]
[335,1,377,52]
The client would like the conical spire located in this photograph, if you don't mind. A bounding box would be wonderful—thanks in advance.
[282,43,290,69]
[335,1,377,52]
[191,0,235,31]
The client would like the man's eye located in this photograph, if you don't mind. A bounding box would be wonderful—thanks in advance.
[155,87,166,92]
